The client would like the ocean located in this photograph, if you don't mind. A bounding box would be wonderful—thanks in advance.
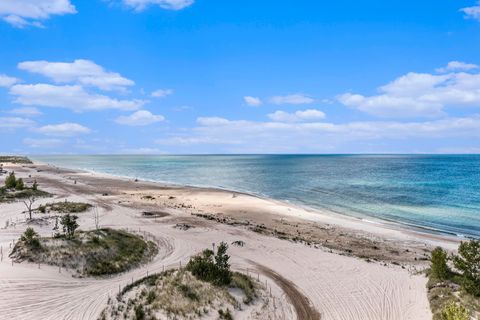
[31,154,480,238]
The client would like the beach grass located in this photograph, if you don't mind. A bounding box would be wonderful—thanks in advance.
[37,201,92,213]
[10,228,158,277]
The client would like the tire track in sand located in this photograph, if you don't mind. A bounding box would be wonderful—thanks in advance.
[248,260,321,320]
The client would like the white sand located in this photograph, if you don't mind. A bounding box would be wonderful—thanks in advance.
[0,164,435,320]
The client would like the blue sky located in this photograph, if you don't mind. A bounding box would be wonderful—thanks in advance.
[1,0,480,154]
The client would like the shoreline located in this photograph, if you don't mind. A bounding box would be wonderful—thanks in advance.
[34,160,461,248]
[0,160,436,319]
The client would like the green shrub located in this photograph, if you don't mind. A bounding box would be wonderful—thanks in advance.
[5,172,16,189]
[441,302,470,320]
[15,178,24,190]
[20,227,40,248]
[32,180,38,191]
[60,214,79,239]
[453,240,480,296]
[430,247,450,281]
[186,242,231,286]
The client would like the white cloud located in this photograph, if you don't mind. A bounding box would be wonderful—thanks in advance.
[244,96,262,107]
[436,61,479,73]
[9,107,42,117]
[197,117,231,126]
[151,88,173,98]
[0,74,19,88]
[10,84,145,112]
[0,0,76,28]
[36,122,91,136]
[122,0,194,11]
[267,109,326,122]
[115,110,165,126]
[155,115,480,153]
[269,94,314,105]
[338,68,480,118]
[18,60,134,91]
[461,2,480,21]
[23,138,63,148]
[0,117,34,129]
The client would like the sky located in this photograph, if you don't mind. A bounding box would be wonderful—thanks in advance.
[1,0,480,154]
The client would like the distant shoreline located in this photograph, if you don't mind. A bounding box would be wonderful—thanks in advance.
[30,157,469,242]
[27,159,461,252]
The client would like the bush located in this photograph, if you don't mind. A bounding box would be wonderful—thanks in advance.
[60,214,79,239]
[15,178,24,190]
[186,242,232,286]
[430,247,450,281]
[5,172,16,189]
[32,180,38,191]
[21,227,40,248]
[441,302,470,320]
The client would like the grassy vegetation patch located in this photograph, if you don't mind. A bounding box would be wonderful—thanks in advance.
[104,269,251,320]
[10,228,158,277]
[230,272,257,304]
[0,156,32,164]
[101,244,262,320]
[38,201,92,213]
[426,244,480,320]
[0,188,50,203]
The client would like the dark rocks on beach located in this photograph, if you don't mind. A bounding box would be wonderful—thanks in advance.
[174,223,193,231]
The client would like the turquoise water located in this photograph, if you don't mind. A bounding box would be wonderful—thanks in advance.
[32,155,480,238]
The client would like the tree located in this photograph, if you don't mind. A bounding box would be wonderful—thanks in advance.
[214,241,231,285]
[453,240,480,296]
[22,195,37,220]
[5,171,16,189]
[15,178,24,190]
[430,247,450,281]
[21,227,40,247]
[32,180,38,191]
[441,302,469,320]
[186,242,232,286]
[60,214,79,239]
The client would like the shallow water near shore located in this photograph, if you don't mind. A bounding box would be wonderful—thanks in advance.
[31,154,480,238]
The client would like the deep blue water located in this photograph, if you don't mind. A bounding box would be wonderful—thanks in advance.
[31,155,480,238]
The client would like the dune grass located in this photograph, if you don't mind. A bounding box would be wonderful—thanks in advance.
[37,201,92,213]
[104,268,258,320]
[10,228,158,277]
[0,156,32,164]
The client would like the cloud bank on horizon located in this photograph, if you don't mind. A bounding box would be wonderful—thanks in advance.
[1,0,480,154]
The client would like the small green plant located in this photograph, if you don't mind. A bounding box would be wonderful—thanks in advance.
[32,180,38,191]
[430,247,450,281]
[60,214,79,239]
[21,227,40,247]
[441,302,470,320]
[5,172,16,189]
[15,178,24,190]
[453,240,480,296]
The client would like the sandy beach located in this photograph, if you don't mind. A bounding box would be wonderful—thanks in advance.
[0,161,458,320]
